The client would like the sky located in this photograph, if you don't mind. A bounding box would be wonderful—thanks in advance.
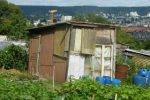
[7,0,150,7]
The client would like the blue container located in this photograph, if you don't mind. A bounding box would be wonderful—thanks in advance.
[148,77,150,85]
[138,69,148,77]
[112,78,121,86]
[133,74,148,87]
[103,76,111,84]
[147,70,150,77]
[95,76,105,84]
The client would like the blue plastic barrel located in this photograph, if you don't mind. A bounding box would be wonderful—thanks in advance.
[147,70,150,77]
[95,76,105,84]
[133,74,148,87]
[103,76,111,84]
[138,69,148,77]
[112,78,121,86]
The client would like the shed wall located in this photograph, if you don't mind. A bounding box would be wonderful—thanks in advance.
[129,53,150,66]
[39,32,54,80]
[28,35,40,76]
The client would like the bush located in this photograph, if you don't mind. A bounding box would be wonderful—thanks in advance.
[59,78,150,100]
[0,44,28,71]
[0,79,58,100]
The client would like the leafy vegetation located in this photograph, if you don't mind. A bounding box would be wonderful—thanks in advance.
[59,78,150,100]
[1,71,150,100]
[117,27,150,50]
[0,78,58,100]
[0,0,31,40]
[116,27,143,50]
[0,45,28,71]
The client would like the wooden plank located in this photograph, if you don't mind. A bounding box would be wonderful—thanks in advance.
[36,34,41,76]
[110,45,113,78]
[101,45,105,76]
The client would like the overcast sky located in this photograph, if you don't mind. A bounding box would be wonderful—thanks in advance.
[7,0,150,7]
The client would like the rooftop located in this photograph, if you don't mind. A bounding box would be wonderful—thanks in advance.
[28,21,116,32]
[125,48,150,57]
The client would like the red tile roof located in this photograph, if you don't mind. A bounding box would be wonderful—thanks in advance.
[126,27,150,32]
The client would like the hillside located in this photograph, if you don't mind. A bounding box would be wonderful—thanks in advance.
[20,5,150,18]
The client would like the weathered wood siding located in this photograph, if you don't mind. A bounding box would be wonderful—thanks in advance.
[128,53,150,66]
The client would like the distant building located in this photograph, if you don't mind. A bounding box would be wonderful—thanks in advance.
[33,20,40,26]
[126,27,150,40]
[61,16,72,22]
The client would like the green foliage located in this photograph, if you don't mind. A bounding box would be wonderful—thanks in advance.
[73,13,110,24]
[140,39,150,50]
[59,78,99,99]
[0,0,30,40]
[116,27,143,50]
[116,54,126,65]
[1,77,150,100]
[0,79,58,100]
[60,78,150,100]
[117,27,150,50]
[0,45,28,70]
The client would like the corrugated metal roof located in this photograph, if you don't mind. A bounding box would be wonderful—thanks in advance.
[28,21,116,31]
[125,49,150,57]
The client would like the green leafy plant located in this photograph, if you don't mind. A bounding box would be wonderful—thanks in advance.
[0,44,28,71]
[0,79,58,100]
[116,53,128,65]
[59,78,150,100]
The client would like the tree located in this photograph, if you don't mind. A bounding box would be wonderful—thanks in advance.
[0,0,29,40]
[116,27,144,49]
[73,13,110,24]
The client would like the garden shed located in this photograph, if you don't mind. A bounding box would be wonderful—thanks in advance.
[125,49,150,66]
[28,21,116,83]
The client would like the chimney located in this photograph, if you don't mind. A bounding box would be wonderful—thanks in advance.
[48,9,57,24]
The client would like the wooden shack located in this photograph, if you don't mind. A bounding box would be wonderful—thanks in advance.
[28,21,116,83]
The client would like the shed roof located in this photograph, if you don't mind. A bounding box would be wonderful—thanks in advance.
[125,49,150,57]
[28,21,116,32]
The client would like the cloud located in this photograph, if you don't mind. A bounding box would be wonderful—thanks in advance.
[7,0,150,6]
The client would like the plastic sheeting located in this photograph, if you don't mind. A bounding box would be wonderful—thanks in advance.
[67,54,85,79]
[84,45,114,77]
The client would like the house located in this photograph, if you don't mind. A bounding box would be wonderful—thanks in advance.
[28,21,116,83]
[125,49,150,66]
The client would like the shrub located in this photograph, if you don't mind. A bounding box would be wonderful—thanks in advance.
[0,44,28,71]
[59,78,150,100]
